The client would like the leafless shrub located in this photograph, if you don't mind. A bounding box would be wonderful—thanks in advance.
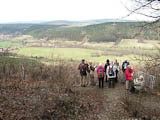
[121,93,144,118]
[120,47,160,119]
[0,59,104,120]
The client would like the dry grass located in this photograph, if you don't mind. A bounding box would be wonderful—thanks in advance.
[0,60,104,120]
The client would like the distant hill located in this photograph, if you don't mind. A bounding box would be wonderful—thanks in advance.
[43,19,136,26]
[0,19,137,25]
[0,21,159,42]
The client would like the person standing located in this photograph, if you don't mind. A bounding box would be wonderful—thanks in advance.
[107,62,116,88]
[114,59,120,83]
[78,59,89,87]
[97,63,105,88]
[104,59,110,82]
[122,60,129,84]
[88,61,97,86]
[125,65,134,93]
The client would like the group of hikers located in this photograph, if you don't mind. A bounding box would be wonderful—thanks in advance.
[78,59,134,92]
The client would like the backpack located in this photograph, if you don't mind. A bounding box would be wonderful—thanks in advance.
[108,66,114,76]
[98,68,103,78]
[80,63,86,73]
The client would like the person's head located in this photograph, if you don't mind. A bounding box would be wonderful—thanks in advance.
[110,61,113,65]
[139,75,144,81]
[82,59,85,63]
[115,59,117,63]
[89,61,93,65]
[106,59,109,63]
[125,60,127,62]
[99,63,102,67]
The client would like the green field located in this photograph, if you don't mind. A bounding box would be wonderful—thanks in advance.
[0,41,20,48]
[13,47,141,65]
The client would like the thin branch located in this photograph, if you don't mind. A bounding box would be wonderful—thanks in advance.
[125,1,153,17]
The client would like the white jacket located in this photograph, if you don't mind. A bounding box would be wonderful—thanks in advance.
[107,66,116,79]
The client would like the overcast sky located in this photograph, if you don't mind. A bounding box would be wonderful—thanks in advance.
[0,0,149,23]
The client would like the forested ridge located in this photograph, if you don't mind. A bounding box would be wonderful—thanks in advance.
[0,22,159,42]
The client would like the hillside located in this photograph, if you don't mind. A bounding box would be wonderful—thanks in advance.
[0,22,159,42]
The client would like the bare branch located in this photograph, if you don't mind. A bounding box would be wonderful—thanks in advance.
[124,0,160,24]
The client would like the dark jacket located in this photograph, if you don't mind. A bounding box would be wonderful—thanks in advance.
[104,62,110,73]
[122,61,129,72]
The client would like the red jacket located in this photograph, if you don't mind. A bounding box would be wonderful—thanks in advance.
[97,66,105,78]
[125,68,134,81]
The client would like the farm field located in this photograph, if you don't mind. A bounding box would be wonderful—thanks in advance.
[10,38,159,64]
[12,47,142,64]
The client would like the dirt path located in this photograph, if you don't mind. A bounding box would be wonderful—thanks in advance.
[96,82,127,120]
[76,81,128,119]
[78,81,160,120]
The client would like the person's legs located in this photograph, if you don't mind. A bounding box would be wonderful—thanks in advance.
[80,75,83,86]
[115,71,118,83]
[90,74,94,86]
[88,74,91,86]
[128,80,132,91]
[126,80,129,90]
[99,78,101,88]
[92,75,95,85]
[123,72,126,83]
[92,75,95,86]
[102,78,104,88]
[106,75,108,82]
[129,80,135,93]
[112,78,115,88]
[108,78,111,88]
[84,75,87,86]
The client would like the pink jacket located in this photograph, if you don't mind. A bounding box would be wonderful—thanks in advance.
[125,68,134,81]
[97,66,105,78]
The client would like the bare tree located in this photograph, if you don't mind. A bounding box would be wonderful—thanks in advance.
[126,0,160,24]
[122,0,160,39]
